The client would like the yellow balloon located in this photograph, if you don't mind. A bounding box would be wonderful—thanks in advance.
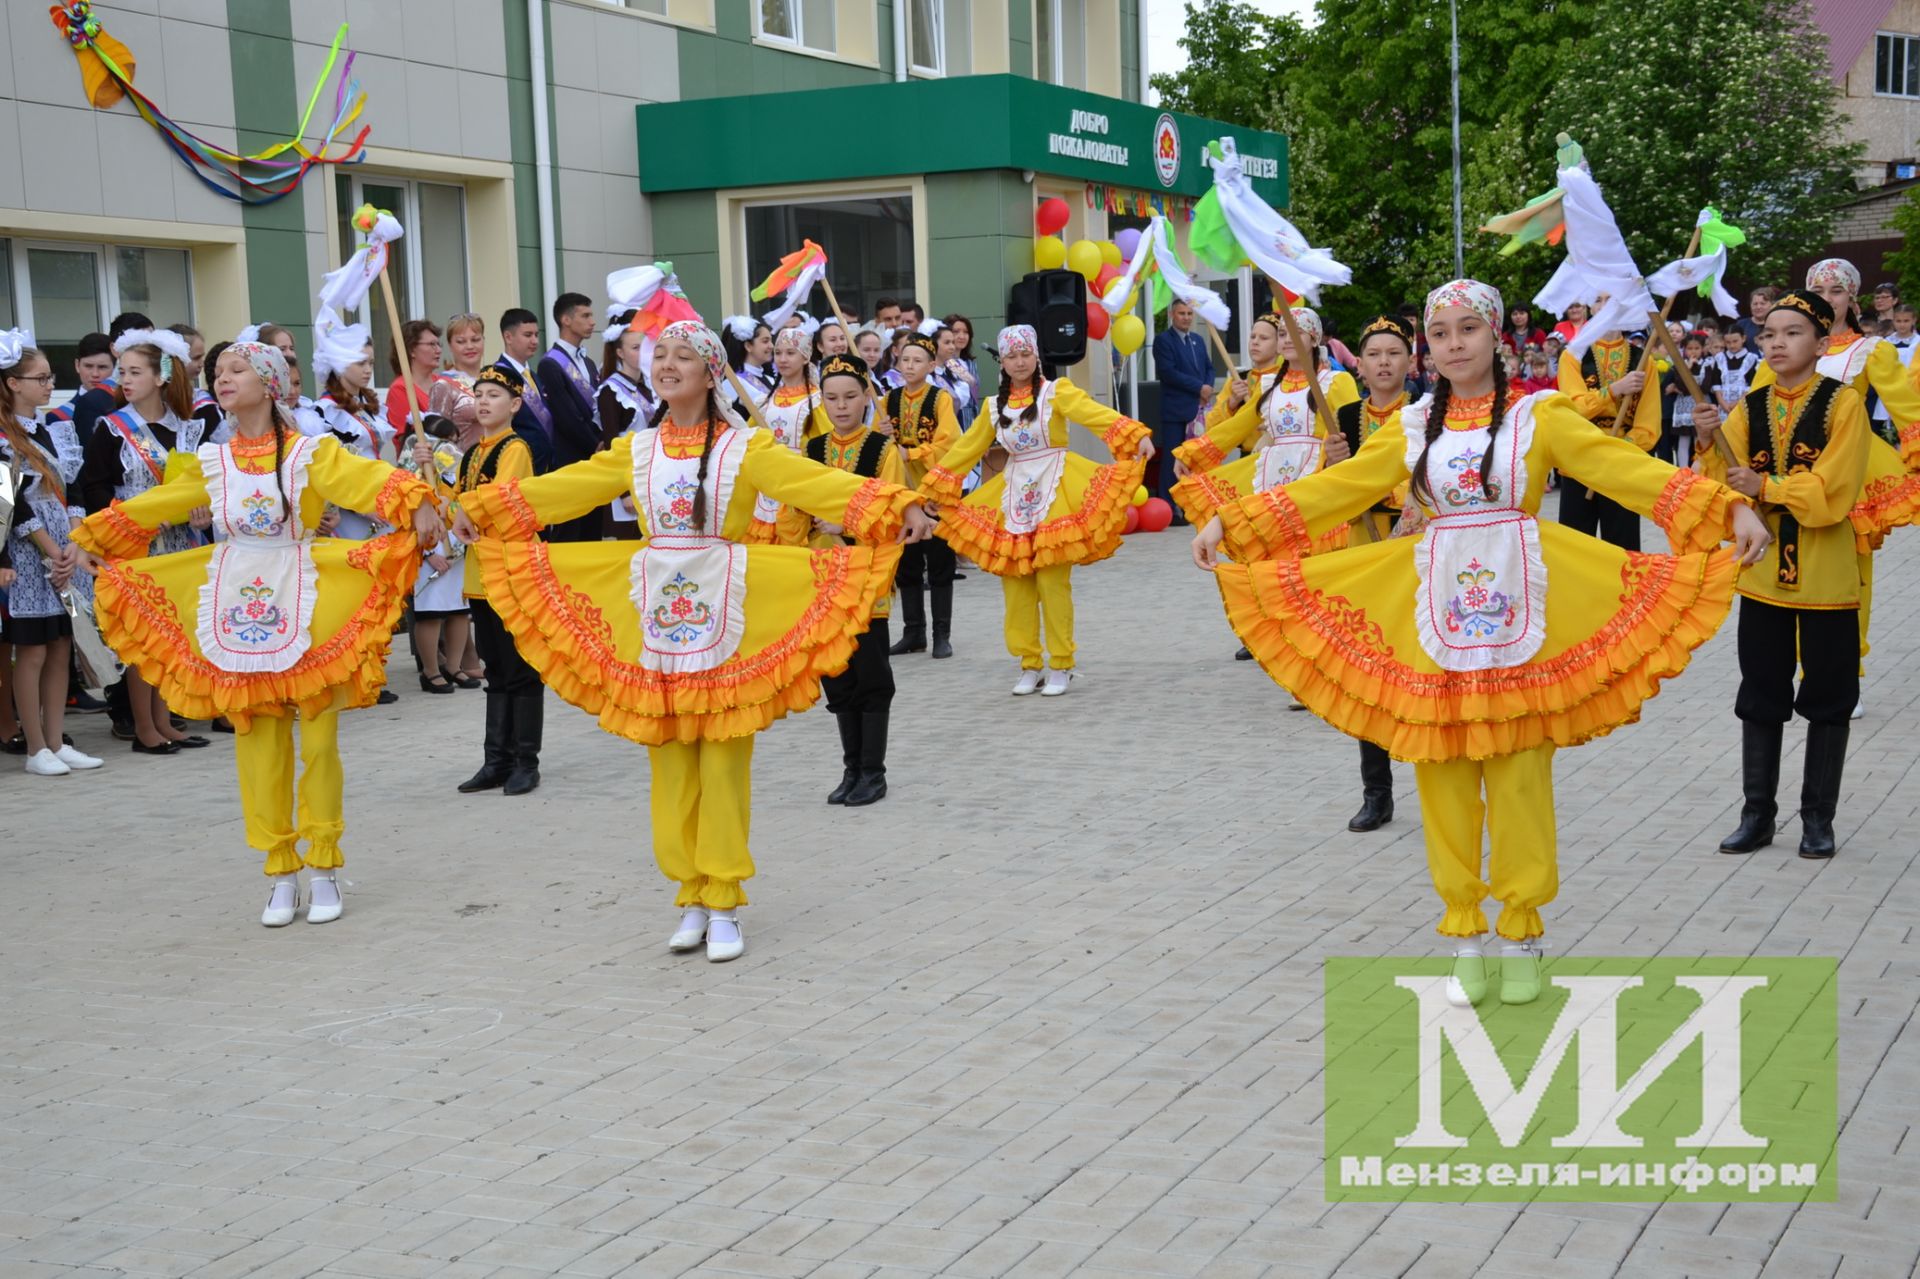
[1112,313,1146,356]
[1034,236,1067,270]
[1099,240,1123,266]
[1132,484,1149,507]
[1066,239,1103,281]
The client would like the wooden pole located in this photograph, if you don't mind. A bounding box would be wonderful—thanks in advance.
[722,364,774,433]
[376,268,432,490]
[1645,315,1737,466]
[1270,302,1377,544]
[1610,223,1704,436]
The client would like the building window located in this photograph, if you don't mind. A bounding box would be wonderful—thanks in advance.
[743,192,914,324]
[759,0,835,53]
[336,174,470,375]
[1876,32,1920,97]
[6,239,193,391]
[907,0,969,75]
[1036,0,1085,88]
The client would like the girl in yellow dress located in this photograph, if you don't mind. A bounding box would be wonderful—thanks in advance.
[746,325,830,547]
[450,321,936,963]
[1169,307,1360,535]
[72,343,442,926]
[1193,280,1771,1006]
[918,325,1154,696]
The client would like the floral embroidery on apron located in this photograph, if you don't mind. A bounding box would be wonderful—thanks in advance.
[194,437,319,673]
[1405,395,1547,672]
[997,381,1064,535]
[627,428,750,673]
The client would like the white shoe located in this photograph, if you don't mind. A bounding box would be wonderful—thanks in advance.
[261,876,299,927]
[1011,669,1045,696]
[706,911,744,962]
[55,744,103,770]
[23,748,70,777]
[1445,942,1487,1007]
[1851,699,1864,720]
[1040,669,1073,697]
[306,874,343,924]
[668,907,709,952]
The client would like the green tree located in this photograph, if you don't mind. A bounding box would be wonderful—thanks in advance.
[1885,190,1920,297]
[1149,1,1306,129]
[1543,0,1860,294]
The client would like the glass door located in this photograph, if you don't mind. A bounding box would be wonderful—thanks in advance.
[19,243,105,392]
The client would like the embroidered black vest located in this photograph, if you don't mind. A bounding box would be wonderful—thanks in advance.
[884,385,946,451]
[1743,377,1840,589]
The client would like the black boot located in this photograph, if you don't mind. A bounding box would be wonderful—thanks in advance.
[1797,721,1848,859]
[457,693,514,792]
[1348,741,1394,832]
[827,712,862,804]
[888,626,927,656]
[929,579,954,659]
[502,694,543,796]
[1719,721,1783,853]
[843,709,888,806]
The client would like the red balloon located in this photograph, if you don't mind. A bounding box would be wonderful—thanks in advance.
[1085,302,1110,341]
[1123,505,1141,535]
[1137,497,1174,533]
[1093,264,1120,294]
[1035,197,1071,235]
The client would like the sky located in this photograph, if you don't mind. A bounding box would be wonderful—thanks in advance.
[1143,0,1315,98]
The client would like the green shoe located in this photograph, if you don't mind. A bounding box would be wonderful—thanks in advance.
[1446,949,1488,1007]
[1498,941,1544,1004]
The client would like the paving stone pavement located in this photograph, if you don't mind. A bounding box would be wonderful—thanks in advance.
[2,505,1917,1279]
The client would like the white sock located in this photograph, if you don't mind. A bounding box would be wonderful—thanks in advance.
[268,875,298,908]
[1453,937,1484,957]
[708,910,740,941]
[1499,936,1540,957]
[310,874,340,906]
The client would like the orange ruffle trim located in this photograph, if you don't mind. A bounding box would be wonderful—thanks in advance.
[1174,471,1347,558]
[73,500,155,561]
[928,455,1147,576]
[1851,467,1920,552]
[84,531,422,730]
[1172,433,1229,473]
[1217,485,1315,562]
[1651,468,1740,555]
[471,538,903,746]
[1901,421,1920,471]
[1215,547,1736,763]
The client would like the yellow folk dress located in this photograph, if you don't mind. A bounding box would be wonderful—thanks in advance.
[1212,389,1743,940]
[918,377,1149,671]
[460,419,919,910]
[73,432,432,875]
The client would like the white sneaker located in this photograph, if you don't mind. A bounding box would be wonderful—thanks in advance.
[261,876,299,927]
[706,911,744,962]
[1851,699,1864,720]
[55,744,103,770]
[306,874,343,924]
[668,907,709,952]
[24,748,70,777]
[1040,669,1073,697]
[1011,669,1045,696]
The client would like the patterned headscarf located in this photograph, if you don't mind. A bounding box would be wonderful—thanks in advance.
[1423,279,1505,332]
[658,320,728,382]
[772,324,812,353]
[1806,258,1860,295]
[227,340,293,406]
[997,325,1039,359]
[1257,306,1322,348]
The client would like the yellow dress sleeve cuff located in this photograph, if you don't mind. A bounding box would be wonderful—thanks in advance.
[1102,417,1149,459]
[918,464,966,507]
[464,477,543,540]
[373,468,434,532]
[1218,486,1316,562]
[1651,468,1741,555]
[1174,434,1227,473]
[74,501,154,560]
[843,478,918,543]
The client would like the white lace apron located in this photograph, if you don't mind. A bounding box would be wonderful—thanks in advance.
[195,437,320,674]
[751,390,815,527]
[628,428,749,674]
[997,381,1065,535]
[1252,374,1325,492]
[1405,395,1547,672]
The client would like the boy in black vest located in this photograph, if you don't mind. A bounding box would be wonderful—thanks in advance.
[882,331,963,658]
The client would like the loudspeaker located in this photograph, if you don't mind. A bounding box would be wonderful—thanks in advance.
[1007,269,1087,368]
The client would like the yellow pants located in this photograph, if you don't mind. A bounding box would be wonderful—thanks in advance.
[1003,564,1075,670]
[234,694,346,877]
[1859,551,1872,667]
[647,736,755,910]
[1413,745,1558,941]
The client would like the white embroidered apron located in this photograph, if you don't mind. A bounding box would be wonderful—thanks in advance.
[628,428,749,674]
[1816,336,1876,385]
[752,391,814,526]
[997,382,1065,535]
[1252,376,1324,492]
[195,437,320,674]
[1405,396,1547,672]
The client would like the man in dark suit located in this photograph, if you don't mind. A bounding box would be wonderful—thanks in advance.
[535,292,603,542]
[1149,299,1213,521]
[492,307,554,474]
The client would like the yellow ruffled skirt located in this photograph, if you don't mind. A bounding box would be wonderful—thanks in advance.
[87,533,421,728]
[1215,522,1735,763]
[1851,434,1920,551]
[471,537,901,745]
[934,452,1146,577]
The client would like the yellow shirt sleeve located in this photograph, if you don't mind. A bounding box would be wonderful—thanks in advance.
[929,401,999,482]
[1175,398,1263,471]
[94,454,209,530]
[1701,388,1867,530]
[491,436,535,484]
[900,389,963,467]
[305,436,417,520]
[1864,341,1920,438]
[1558,350,1614,420]
[487,444,632,528]
[1537,393,1727,520]
[1236,415,1412,542]
[1048,376,1127,438]
[740,430,883,523]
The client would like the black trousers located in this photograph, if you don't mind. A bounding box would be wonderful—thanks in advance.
[470,599,540,697]
[896,540,956,632]
[1359,740,1392,798]
[1557,483,1641,551]
[823,619,895,715]
[1734,597,1859,725]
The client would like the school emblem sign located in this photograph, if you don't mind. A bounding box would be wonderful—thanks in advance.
[1324,957,1838,1202]
[1153,112,1180,187]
